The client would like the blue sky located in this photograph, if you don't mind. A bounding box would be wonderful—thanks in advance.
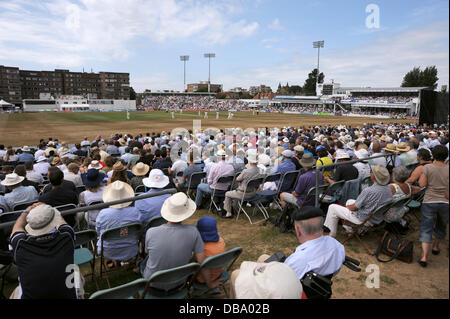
[0,0,448,92]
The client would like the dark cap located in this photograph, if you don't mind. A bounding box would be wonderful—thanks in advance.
[293,206,324,221]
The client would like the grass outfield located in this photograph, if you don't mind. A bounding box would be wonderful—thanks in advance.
[0,110,415,146]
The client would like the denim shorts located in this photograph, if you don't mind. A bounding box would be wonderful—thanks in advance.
[419,202,449,243]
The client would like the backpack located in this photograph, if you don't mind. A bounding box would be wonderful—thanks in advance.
[274,206,295,233]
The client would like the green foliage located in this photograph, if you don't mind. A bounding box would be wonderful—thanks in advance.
[129,86,136,100]
[401,66,438,89]
[303,68,325,96]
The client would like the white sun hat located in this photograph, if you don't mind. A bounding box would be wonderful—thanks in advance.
[25,204,62,236]
[143,169,169,189]
[102,180,135,209]
[160,192,196,223]
[1,173,24,186]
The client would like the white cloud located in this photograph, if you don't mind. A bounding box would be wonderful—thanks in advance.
[0,0,259,67]
[268,18,284,31]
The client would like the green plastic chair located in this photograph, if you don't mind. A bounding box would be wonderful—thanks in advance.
[74,229,98,289]
[320,180,345,204]
[140,263,200,299]
[89,278,147,299]
[191,247,243,298]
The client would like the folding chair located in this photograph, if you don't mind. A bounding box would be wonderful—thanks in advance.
[140,263,201,299]
[99,223,143,287]
[340,200,394,255]
[255,173,282,210]
[185,171,207,200]
[406,187,426,221]
[319,180,346,205]
[74,229,98,289]
[208,175,235,214]
[234,177,266,224]
[76,185,86,195]
[272,170,300,209]
[359,176,373,191]
[55,203,78,230]
[135,185,147,193]
[84,200,103,230]
[0,204,8,214]
[190,247,243,298]
[12,200,38,212]
[89,278,147,299]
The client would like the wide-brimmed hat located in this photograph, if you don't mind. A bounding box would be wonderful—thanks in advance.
[294,145,304,152]
[102,180,134,209]
[347,141,355,150]
[1,173,24,186]
[281,150,293,158]
[299,153,314,168]
[396,142,410,152]
[88,160,102,170]
[131,162,149,176]
[82,168,105,187]
[258,153,271,166]
[51,157,60,166]
[25,204,62,236]
[112,161,126,171]
[59,147,70,155]
[143,169,169,189]
[36,155,47,163]
[160,192,196,223]
[370,165,390,186]
[235,261,303,299]
[216,149,226,157]
[196,217,219,242]
[335,151,350,160]
[22,146,31,152]
[247,152,258,164]
[354,149,369,159]
[383,143,398,153]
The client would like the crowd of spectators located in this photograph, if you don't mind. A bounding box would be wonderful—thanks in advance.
[343,96,414,104]
[0,121,448,299]
[141,95,251,111]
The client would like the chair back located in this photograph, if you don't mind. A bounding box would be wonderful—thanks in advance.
[76,186,86,195]
[187,171,206,189]
[176,171,184,177]
[199,247,242,272]
[0,204,8,214]
[74,229,97,247]
[135,185,146,193]
[101,223,143,243]
[145,216,167,231]
[278,170,299,193]
[369,200,394,224]
[0,211,22,223]
[89,278,147,299]
[390,195,411,210]
[12,200,38,212]
[142,263,200,297]
[327,180,345,195]
[244,177,264,193]
[263,173,281,184]
[215,174,234,189]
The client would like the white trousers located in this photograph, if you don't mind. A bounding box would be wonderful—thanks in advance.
[324,200,362,237]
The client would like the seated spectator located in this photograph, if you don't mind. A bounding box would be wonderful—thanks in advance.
[73,143,87,158]
[324,152,358,184]
[368,142,387,167]
[18,146,34,163]
[135,169,172,224]
[291,145,304,171]
[64,163,83,188]
[169,155,188,183]
[396,142,417,167]
[5,149,18,163]
[130,162,150,191]
[39,167,79,226]
[96,181,141,268]
[1,165,13,181]
[106,139,119,155]
[9,203,77,299]
[353,149,370,180]
[405,148,432,184]
[79,158,92,174]
[418,145,449,267]
[270,150,296,176]
[231,260,303,299]
[175,151,203,190]
[195,150,234,209]
[152,150,172,171]
[1,173,39,211]
[41,167,78,194]
[102,156,115,175]
[33,156,51,175]
[315,146,333,181]
[285,207,345,280]
[140,192,220,291]
[128,147,141,167]
[257,153,271,175]
[80,169,106,229]
[324,165,393,237]
[14,165,40,193]
[107,161,130,185]
[194,217,226,285]
[280,153,322,208]
[223,152,261,218]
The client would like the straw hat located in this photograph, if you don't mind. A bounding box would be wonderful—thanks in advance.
[131,162,149,176]
[1,173,24,186]
[160,192,196,223]
[371,165,390,186]
[25,204,62,236]
[143,169,169,189]
[235,261,303,299]
[112,161,126,171]
[51,157,60,166]
[102,180,134,209]
[383,143,398,153]
[396,142,410,152]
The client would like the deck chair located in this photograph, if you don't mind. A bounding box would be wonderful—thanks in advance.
[341,200,394,255]
[208,174,235,214]
[140,263,200,299]
[190,247,243,298]
[185,171,207,200]
[74,229,98,289]
[99,223,143,287]
[89,278,147,299]
[234,177,266,224]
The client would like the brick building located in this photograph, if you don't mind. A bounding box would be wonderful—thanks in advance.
[0,65,22,105]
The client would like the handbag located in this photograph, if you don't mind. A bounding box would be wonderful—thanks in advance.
[375,231,413,263]
[300,271,333,299]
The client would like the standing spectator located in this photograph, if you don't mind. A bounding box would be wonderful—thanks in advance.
[9,203,77,299]
[418,145,449,267]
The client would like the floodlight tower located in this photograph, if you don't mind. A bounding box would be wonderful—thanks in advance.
[180,55,189,92]
[313,41,324,87]
[204,53,216,94]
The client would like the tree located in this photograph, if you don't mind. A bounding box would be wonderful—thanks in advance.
[302,68,324,96]
[129,86,136,100]
[401,66,438,90]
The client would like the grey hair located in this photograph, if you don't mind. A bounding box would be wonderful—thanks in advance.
[392,166,410,183]
[295,216,324,236]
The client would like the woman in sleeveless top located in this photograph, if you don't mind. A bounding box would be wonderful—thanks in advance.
[405,148,432,185]
[385,166,421,223]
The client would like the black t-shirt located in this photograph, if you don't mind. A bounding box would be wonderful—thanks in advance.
[10,224,77,299]
[331,163,359,182]
[291,156,302,171]
[42,180,77,194]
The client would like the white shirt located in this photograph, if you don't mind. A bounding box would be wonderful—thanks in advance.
[26,170,44,184]
[64,171,83,187]
[34,149,45,161]
[33,161,51,175]
[0,150,7,161]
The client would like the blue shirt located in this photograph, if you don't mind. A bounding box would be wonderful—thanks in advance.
[135,189,171,224]
[284,236,346,280]
[18,152,34,162]
[272,158,296,176]
[95,206,141,260]
[4,186,39,211]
